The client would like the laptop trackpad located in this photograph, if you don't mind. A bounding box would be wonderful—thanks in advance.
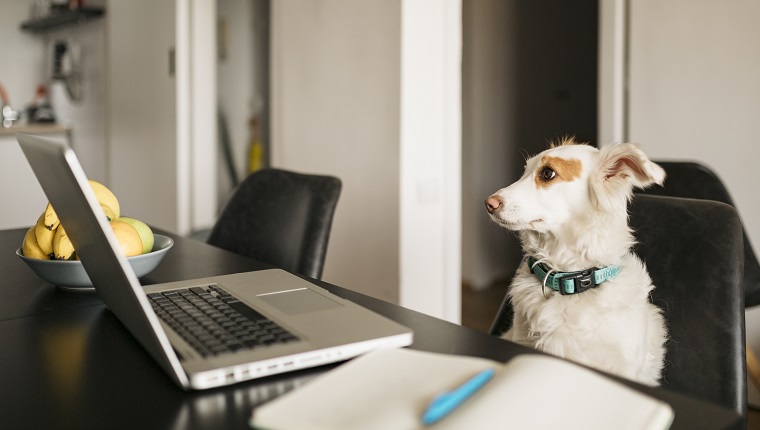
[258,288,343,315]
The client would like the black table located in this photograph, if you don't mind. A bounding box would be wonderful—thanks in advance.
[0,228,739,429]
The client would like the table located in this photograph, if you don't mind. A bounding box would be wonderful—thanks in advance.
[0,228,740,429]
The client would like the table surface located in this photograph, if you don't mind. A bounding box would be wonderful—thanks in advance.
[0,228,740,429]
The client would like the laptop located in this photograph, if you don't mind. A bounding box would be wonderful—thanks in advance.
[17,132,413,390]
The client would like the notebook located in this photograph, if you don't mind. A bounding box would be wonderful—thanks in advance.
[250,348,675,430]
[16,132,413,390]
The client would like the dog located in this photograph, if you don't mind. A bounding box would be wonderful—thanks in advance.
[485,138,667,386]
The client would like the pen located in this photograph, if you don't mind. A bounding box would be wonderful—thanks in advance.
[421,367,495,426]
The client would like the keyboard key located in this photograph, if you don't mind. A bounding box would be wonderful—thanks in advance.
[147,285,300,356]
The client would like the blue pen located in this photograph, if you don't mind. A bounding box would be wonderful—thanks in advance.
[422,367,495,426]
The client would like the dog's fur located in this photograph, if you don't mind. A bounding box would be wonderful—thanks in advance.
[485,138,667,386]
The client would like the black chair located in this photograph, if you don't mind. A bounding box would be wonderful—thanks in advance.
[206,168,342,280]
[639,160,760,394]
[489,194,747,427]
[630,194,746,427]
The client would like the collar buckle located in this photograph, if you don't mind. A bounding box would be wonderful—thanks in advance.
[555,269,597,295]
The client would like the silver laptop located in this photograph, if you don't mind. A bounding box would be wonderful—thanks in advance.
[17,132,413,390]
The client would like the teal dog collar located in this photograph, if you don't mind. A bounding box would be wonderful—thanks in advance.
[527,257,621,297]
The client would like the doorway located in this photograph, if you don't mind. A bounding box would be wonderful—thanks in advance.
[461,0,599,297]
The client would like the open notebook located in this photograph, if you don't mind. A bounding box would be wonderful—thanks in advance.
[250,348,674,430]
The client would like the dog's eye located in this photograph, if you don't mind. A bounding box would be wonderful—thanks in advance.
[539,167,557,181]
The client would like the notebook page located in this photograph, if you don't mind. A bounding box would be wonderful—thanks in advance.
[437,354,674,430]
[250,348,496,430]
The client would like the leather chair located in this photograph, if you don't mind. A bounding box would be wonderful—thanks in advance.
[489,194,747,427]
[630,194,746,427]
[206,168,342,280]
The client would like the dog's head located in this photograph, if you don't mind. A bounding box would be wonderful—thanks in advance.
[485,139,665,236]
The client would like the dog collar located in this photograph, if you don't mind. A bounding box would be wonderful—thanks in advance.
[527,257,621,296]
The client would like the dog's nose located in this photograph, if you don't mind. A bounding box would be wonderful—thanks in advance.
[485,195,502,214]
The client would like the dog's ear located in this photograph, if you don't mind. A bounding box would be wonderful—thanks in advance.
[590,143,666,211]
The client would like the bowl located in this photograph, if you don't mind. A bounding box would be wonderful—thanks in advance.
[16,234,174,291]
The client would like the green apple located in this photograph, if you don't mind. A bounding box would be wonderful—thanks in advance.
[116,216,154,254]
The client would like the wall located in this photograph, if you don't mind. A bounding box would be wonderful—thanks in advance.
[271,0,402,304]
[271,0,462,322]
[0,1,47,112]
[627,0,760,245]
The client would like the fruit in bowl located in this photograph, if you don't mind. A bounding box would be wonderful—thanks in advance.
[17,180,173,290]
[16,235,174,290]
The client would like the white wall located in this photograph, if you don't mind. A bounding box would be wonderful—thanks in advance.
[271,0,403,304]
[0,1,47,109]
[627,0,760,246]
[271,0,462,322]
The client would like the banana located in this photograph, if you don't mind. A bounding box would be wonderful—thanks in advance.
[22,225,50,260]
[53,224,76,260]
[34,212,56,256]
[43,202,60,231]
[88,180,120,219]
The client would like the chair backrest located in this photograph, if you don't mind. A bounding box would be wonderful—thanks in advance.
[639,161,760,306]
[206,168,342,280]
[629,194,746,424]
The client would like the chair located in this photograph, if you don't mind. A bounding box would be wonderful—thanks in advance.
[489,194,747,427]
[630,194,746,427]
[638,161,760,391]
[206,168,342,280]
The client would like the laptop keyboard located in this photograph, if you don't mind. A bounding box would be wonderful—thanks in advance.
[148,285,300,357]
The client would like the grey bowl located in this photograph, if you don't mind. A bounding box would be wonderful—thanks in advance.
[16,234,174,291]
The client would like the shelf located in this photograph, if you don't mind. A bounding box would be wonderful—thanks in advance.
[0,124,70,137]
[20,7,105,33]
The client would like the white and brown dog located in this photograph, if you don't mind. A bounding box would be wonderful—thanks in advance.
[485,138,667,386]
